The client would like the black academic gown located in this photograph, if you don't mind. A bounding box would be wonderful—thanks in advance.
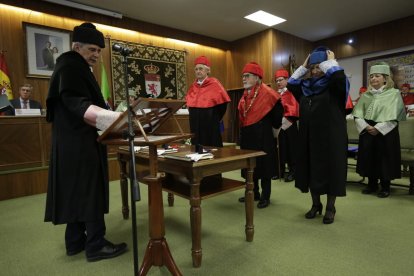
[240,102,283,179]
[44,51,109,225]
[356,120,401,180]
[288,70,348,196]
[278,122,299,174]
[188,103,227,147]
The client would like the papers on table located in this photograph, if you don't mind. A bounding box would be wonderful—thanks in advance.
[134,146,178,155]
[14,108,41,116]
[163,152,214,162]
[133,146,214,162]
[184,153,214,162]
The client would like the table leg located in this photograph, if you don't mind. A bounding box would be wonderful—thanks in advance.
[409,166,414,195]
[189,179,202,267]
[245,167,254,242]
[118,156,130,219]
[167,192,175,207]
[139,174,182,276]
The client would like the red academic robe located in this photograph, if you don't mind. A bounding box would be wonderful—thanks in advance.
[185,77,230,147]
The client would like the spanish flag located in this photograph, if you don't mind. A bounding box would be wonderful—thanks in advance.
[0,52,13,99]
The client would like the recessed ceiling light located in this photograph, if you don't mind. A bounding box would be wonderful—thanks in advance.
[244,10,286,27]
[348,38,354,44]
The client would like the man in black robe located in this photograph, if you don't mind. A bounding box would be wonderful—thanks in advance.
[237,62,283,208]
[44,22,127,262]
[273,69,299,182]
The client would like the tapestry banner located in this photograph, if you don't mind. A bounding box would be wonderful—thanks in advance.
[110,39,187,107]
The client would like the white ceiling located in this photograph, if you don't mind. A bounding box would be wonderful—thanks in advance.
[49,0,414,42]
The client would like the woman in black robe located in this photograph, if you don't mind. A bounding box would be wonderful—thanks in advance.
[287,47,348,224]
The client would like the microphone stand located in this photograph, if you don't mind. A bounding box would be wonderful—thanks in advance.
[117,46,141,275]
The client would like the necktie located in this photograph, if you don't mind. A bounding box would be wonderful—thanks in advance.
[23,101,28,109]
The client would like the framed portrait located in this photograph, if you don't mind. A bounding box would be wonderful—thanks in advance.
[23,22,71,78]
[363,49,414,90]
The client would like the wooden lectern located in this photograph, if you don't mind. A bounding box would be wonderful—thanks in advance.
[98,98,192,276]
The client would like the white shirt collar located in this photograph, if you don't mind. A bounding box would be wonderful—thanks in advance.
[371,85,385,95]
[278,87,287,94]
[197,77,207,85]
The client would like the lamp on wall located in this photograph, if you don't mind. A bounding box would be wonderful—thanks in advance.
[42,0,123,19]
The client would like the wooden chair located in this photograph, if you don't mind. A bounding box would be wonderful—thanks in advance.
[346,117,364,183]
[399,117,414,194]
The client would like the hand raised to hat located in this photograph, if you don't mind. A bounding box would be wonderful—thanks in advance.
[326,50,335,60]
[302,54,310,67]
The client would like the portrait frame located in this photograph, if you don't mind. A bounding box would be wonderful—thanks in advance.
[23,22,71,78]
[363,49,414,90]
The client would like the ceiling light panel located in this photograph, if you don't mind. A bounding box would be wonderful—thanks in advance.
[244,10,286,27]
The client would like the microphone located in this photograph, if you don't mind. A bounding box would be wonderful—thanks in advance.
[112,43,131,56]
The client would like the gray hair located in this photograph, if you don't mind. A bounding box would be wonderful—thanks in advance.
[196,64,211,75]
[71,42,86,50]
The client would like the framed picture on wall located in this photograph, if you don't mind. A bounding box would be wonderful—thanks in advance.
[23,22,71,78]
[363,49,414,90]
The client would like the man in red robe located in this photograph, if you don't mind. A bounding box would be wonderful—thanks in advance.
[274,69,299,182]
[185,56,230,147]
[237,62,283,208]
[401,83,414,106]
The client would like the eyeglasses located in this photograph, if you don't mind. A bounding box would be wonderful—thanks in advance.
[242,73,254,78]
[275,78,286,83]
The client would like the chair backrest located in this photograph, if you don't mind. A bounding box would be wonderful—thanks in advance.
[347,117,414,149]
[399,117,414,149]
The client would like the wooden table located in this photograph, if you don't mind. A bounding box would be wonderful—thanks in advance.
[117,145,265,268]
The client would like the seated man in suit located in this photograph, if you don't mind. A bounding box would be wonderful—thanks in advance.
[7,84,42,115]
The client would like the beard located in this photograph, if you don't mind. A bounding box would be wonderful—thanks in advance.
[243,83,253,89]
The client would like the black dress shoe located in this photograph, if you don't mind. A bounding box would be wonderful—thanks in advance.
[362,186,377,194]
[323,207,336,224]
[377,190,390,198]
[86,241,127,262]
[257,199,270,209]
[66,246,85,256]
[305,203,323,219]
[284,174,295,182]
[238,193,260,202]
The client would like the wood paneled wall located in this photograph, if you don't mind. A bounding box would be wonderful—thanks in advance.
[315,16,414,59]
[225,29,314,89]
[271,30,313,80]
[226,30,273,88]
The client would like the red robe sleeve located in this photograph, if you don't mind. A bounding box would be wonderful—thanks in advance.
[281,90,299,118]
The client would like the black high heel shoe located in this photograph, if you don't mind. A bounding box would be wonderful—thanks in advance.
[305,203,323,219]
[323,207,336,224]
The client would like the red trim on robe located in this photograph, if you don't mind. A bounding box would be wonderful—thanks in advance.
[238,83,281,127]
[281,90,299,118]
[185,77,230,108]
[345,95,354,111]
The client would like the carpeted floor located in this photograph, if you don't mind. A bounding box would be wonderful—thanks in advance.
[1,165,413,276]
